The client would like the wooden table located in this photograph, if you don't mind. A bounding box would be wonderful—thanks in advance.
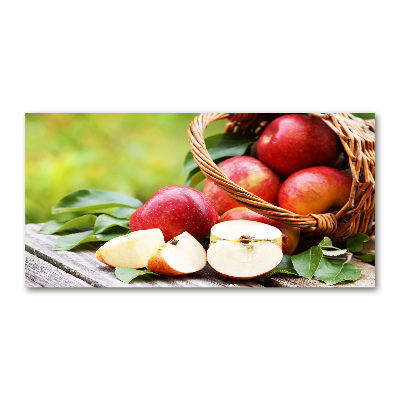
[25,224,375,288]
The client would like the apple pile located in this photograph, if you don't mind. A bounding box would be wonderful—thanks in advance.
[96,114,353,281]
[203,114,352,250]
[95,185,284,279]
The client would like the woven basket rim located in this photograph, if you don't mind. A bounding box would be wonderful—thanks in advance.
[187,112,375,244]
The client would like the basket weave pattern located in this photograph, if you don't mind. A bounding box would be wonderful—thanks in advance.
[187,113,375,245]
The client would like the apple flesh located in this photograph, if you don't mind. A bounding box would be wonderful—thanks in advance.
[278,166,353,215]
[207,220,283,280]
[95,228,165,269]
[147,231,207,276]
[219,207,300,255]
[256,114,339,179]
[202,156,282,215]
[130,185,219,242]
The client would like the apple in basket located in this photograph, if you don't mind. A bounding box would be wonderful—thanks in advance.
[278,166,353,215]
[256,114,339,179]
[219,207,300,255]
[202,156,282,215]
[129,185,219,242]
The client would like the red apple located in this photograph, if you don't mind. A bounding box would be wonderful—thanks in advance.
[129,185,219,241]
[202,156,282,215]
[219,207,300,255]
[256,114,339,178]
[278,166,352,215]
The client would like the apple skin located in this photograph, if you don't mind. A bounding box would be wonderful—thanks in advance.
[278,166,353,215]
[147,249,187,276]
[256,114,339,179]
[219,207,300,255]
[208,268,273,281]
[202,156,282,215]
[129,186,219,241]
[96,252,113,268]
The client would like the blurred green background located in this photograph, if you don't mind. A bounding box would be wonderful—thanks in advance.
[25,113,374,224]
[25,113,226,224]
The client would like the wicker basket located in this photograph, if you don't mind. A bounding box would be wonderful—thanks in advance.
[187,113,375,247]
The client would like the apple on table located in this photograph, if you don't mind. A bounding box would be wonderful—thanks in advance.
[219,207,300,255]
[147,231,207,276]
[130,185,219,241]
[96,228,208,275]
[207,220,283,279]
[95,228,165,269]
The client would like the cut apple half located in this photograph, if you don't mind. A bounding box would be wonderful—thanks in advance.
[95,228,165,269]
[207,220,283,279]
[147,231,207,276]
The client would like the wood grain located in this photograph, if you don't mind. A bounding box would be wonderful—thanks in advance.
[25,275,43,288]
[25,251,93,288]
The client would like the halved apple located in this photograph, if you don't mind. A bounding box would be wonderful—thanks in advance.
[147,231,207,276]
[207,220,283,279]
[95,228,165,269]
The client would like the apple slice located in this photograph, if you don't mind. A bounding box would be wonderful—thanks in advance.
[95,228,165,269]
[207,220,283,279]
[147,231,207,276]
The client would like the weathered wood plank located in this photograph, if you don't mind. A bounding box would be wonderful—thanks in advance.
[25,224,375,288]
[25,251,93,288]
[25,275,42,288]
[25,224,264,288]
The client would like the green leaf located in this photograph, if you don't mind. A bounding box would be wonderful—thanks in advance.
[351,113,375,120]
[111,207,136,219]
[39,215,97,235]
[356,253,375,263]
[183,152,199,173]
[259,254,299,280]
[184,167,200,186]
[51,189,142,215]
[318,237,333,248]
[182,133,255,173]
[314,258,362,286]
[321,248,348,256]
[316,237,349,256]
[93,214,130,234]
[291,246,324,279]
[53,229,129,251]
[346,233,370,252]
[185,169,206,188]
[115,267,158,284]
